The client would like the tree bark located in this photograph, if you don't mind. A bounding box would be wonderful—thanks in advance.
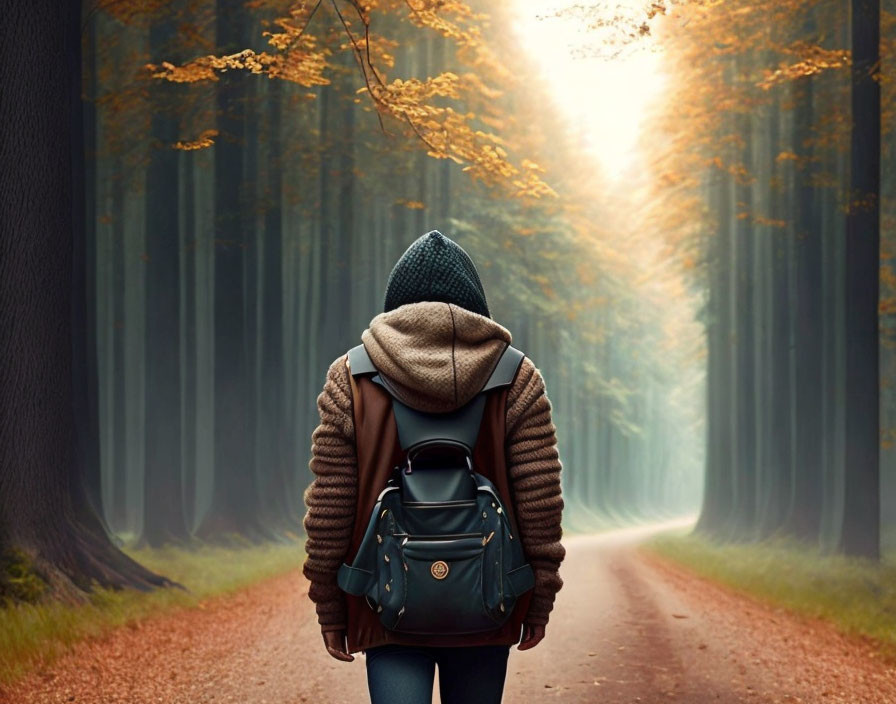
[0,0,171,597]
[840,0,881,559]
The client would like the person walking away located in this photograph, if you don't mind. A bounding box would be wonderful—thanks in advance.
[302,230,566,704]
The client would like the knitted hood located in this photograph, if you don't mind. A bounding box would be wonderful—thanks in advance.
[360,301,512,413]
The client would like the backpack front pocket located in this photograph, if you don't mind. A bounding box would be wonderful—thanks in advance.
[391,536,499,635]
[400,500,480,535]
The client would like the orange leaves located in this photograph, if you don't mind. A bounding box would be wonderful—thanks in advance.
[263,4,323,51]
[147,41,330,88]
[362,72,464,107]
[142,0,552,198]
[357,71,555,198]
[403,0,481,48]
[173,129,219,151]
[521,158,545,174]
[757,42,851,90]
[705,156,752,184]
[146,49,274,83]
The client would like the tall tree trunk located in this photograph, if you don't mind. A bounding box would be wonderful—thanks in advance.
[0,0,170,595]
[840,0,881,559]
[786,72,823,541]
[196,0,263,540]
[111,172,130,532]
[695,166,732,535]
[141,16,189,547]
[758,94,795,537]
[81,3,104,524]
[258,78,296,533]
[181,150,198,531]
[732,106,757,538]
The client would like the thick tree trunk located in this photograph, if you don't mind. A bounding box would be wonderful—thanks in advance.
[840,0,881,559]
[0,0,171,597]
[81,6,104,524]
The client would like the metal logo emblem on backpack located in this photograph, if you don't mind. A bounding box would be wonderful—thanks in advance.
[430,561,449,579]
[337,342,537,636]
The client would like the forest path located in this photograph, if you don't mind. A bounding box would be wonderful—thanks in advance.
[6,522,896,704]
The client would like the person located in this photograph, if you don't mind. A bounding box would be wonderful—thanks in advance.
[302,230,565,704]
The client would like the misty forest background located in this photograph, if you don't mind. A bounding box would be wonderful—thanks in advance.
[2,0,896,600]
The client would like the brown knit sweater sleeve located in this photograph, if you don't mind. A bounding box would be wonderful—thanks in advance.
[505,356,566,627]
[302,353,357,633]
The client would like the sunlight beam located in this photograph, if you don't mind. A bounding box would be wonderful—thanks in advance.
[512,0,667,182]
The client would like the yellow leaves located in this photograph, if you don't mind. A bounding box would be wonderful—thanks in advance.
[730,206,789,229]
[358,71,555,198]
[404,0,480,48]
[144,0,549,199]
[758,43,851,90]
[173,129,218,151]
[146,49,278,83]
[148,34,330,88]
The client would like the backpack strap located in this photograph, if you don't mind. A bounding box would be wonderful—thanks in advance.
[345,342,526,454]
[480,344,525,392]
[348,343,378,376]
[348,342,525,389]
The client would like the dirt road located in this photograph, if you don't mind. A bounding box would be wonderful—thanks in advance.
[6,521,896,703]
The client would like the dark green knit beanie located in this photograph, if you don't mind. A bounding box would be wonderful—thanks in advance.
[383,230,491,318]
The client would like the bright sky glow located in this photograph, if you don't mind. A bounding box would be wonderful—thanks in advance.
[511,0,668,182]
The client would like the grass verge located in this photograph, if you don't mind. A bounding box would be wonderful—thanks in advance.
[643,529,896,657]
[0,540,305,687]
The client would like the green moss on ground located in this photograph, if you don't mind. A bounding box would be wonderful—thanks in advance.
[0,540,305,687]
[643,529,896,657]
[0,549,47,604]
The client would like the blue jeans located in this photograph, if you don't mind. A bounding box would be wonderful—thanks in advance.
[364,643,511,704]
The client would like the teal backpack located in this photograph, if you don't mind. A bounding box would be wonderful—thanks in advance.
[337,342,536,636]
